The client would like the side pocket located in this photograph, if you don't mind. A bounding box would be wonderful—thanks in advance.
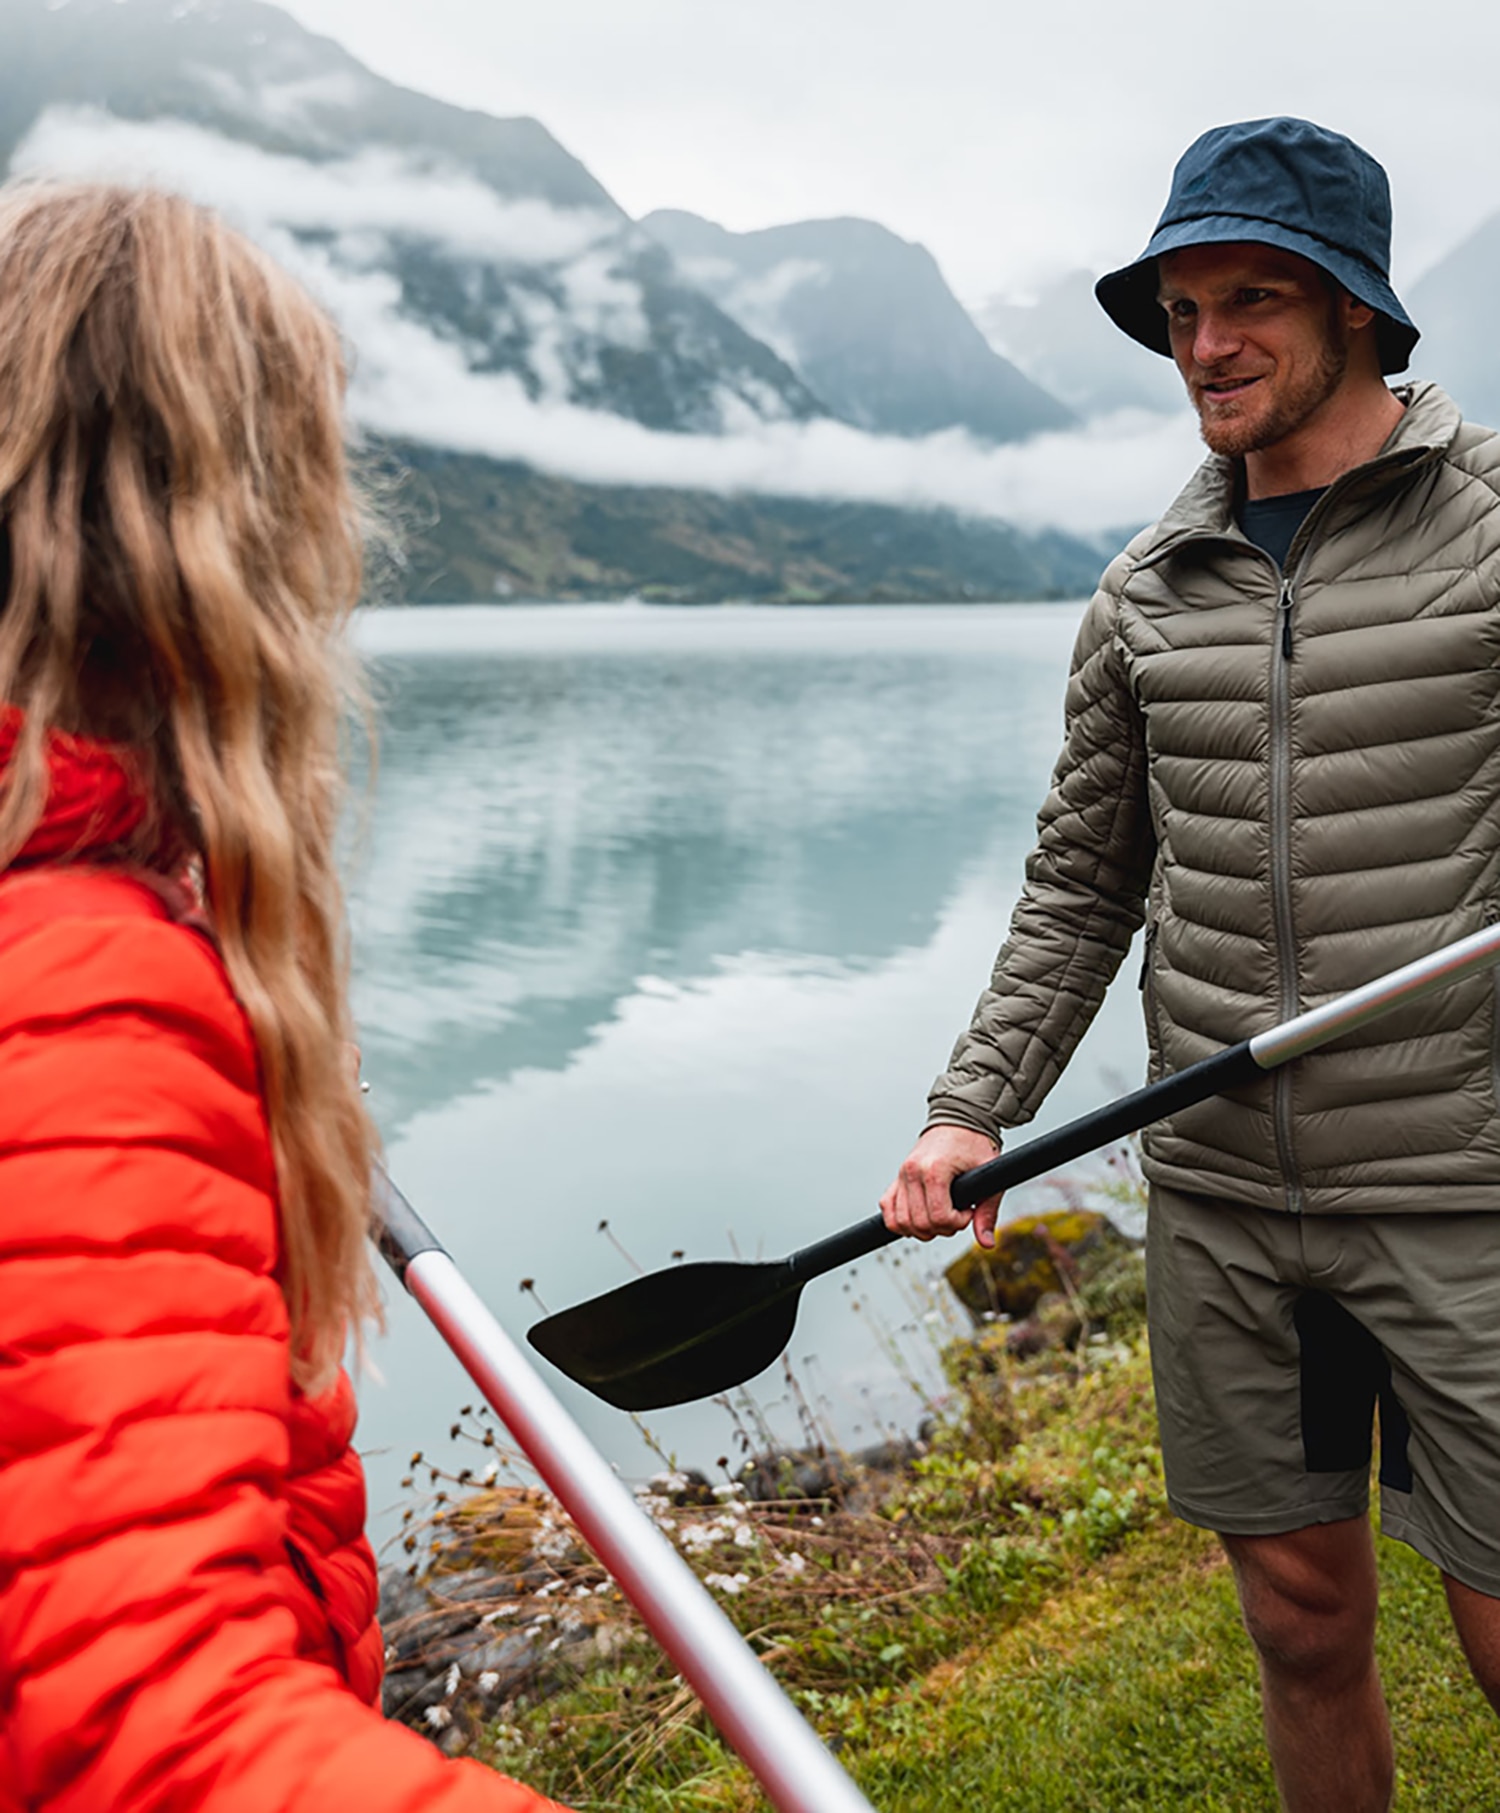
[1138,920,1163,1079]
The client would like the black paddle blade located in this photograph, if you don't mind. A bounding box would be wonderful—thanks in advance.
[527,1260,803,1410]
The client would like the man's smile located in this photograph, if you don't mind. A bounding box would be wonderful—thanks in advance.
[1198,375,1265,403]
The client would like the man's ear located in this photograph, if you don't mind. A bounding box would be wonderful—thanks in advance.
[1343,291,1377,333]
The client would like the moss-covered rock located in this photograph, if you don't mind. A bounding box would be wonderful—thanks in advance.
[943,1209,1136,1326]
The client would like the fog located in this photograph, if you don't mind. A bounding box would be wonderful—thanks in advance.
[16,103,1204,534]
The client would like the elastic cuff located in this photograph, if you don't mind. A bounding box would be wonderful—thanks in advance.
[923,1108,1003,1148]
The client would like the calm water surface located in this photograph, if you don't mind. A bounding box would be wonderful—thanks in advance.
[348,603,1147,1545]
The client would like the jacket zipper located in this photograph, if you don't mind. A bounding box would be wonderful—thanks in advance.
[1268,571,1302,1210]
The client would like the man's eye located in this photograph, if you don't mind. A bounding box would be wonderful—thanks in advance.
[1165,299,1195,321]
[1238,289,1272,305]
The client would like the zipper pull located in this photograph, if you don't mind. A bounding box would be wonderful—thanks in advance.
[1278,578,1294,660]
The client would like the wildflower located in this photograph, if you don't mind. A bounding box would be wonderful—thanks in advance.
[423,1705,452,1730]
[732,1523,759,1550]
[443,1662,461,1698]
[779,1552,808,1577]
[704,1571,751,1597]
[478,1671,501,1695]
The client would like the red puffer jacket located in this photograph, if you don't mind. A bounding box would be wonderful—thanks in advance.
[0,722,565,1811]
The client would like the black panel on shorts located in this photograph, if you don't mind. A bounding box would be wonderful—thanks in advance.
[1293,1291,1413,1492]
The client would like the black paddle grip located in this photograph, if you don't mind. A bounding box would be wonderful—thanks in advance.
[372,1171,447,1283]
[950,1038,1261,1212]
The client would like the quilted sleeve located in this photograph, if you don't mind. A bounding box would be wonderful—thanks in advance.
[0,912,567,1813]
[926,576,1155,1140]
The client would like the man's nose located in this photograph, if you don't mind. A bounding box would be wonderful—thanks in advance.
[1192,307,1243,366]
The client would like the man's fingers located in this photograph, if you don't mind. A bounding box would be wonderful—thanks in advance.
[971,1196,1002,1249]
[919,1165,969,1238]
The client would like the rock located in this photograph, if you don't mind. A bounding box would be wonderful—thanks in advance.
[427,1484,586,1576]
[736,1436,924,1505]
[1003,1290,1083,1358]
[943,1209,1136,1327]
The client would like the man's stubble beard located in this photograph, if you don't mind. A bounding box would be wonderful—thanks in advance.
[1192,318,1350,460]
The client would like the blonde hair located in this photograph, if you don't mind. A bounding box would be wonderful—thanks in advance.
[0,180,379,1390]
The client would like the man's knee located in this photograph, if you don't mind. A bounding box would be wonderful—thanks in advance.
[1221,1520,1379,1684]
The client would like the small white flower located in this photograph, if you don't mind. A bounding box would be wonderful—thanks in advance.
[478,1670,501,1695]
[443,1662,461,1698]
[733,1523,758,1550]
[779,1552,808,1576]
[424,1704,453,1730]
[704,1570,751,1597]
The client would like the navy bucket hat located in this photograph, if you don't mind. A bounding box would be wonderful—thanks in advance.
[1095,117,1419,375]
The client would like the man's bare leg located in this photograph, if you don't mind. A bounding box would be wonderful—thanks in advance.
[1443,1575,1500,1715]
[1220,1517,1392,1813]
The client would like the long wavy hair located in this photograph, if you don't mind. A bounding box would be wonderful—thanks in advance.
[0,180,379,1390]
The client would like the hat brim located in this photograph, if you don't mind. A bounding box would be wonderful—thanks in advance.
[1095,215,1419,376]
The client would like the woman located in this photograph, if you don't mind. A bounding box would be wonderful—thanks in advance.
[0,183,566,1810]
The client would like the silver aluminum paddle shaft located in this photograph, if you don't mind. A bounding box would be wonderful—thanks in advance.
[384,1210,875,1813]
[1251,921,1500,1068]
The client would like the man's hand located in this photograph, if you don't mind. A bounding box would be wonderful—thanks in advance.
[880,1125,1004,1249]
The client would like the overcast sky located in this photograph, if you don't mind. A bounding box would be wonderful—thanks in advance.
[277,0,1499,303]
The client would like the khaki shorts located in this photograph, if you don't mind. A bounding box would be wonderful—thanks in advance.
[1147,1183,1500,1596]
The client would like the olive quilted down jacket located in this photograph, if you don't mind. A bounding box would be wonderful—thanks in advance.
[0,809,565,1801]
[928,383,1500,1213]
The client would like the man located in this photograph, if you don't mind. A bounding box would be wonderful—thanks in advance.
[881,117,1500,1812]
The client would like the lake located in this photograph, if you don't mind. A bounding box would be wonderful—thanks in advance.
[348,602,1147,1546]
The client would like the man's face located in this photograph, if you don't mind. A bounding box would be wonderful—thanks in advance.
[1157,244,1366,458]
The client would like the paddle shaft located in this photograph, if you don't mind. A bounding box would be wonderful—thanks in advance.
[373,1178,875,1813]
[785,919,1500,1282]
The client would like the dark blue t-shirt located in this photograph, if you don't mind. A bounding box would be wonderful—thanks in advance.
[1238,485,1326,570]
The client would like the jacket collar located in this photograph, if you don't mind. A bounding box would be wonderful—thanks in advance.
[1132,381,1464,569]
[0,705,149,864]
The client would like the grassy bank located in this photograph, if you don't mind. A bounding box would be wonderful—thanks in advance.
[392,1224,1497,1808]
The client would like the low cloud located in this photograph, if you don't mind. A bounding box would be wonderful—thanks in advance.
[15,107,619,265]
[13,103,1205,536]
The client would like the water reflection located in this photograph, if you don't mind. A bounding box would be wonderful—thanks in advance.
[351,606,1079,1132]
[347,605,1147,1539]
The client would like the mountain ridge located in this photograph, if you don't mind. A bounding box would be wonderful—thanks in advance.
[644,206,1074,445]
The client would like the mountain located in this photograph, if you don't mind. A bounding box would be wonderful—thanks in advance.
[0,0,1108,601]
[383,441,1111,605]
[1407,216,1500,427]
[976,269,1185,420]
[0,0,823,434]
[643,209,1075,444]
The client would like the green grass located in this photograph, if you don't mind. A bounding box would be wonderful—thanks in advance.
[430,1326,1498,1808]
